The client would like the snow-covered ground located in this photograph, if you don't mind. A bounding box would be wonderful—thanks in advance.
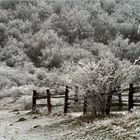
[1,109,140,140]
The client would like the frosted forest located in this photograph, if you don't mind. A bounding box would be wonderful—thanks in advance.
[1,0,140,140]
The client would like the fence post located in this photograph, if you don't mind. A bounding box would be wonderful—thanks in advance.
[83,95,87,115]
[64,86,69,114]
[118,92,122,111]
[32,90,37,112]
[117,85,122,111]
[47,89,51,113]
[75,86,78,103]
[128,83,134,112]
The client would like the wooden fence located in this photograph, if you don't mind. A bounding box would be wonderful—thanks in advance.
[32,86,84,114]
[111,83,140,111]
[32,83,140,114]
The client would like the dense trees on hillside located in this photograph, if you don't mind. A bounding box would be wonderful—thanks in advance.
[0,0,140,113]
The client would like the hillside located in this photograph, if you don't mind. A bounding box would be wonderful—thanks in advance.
[0,1,140,139]
[0,0,140,109]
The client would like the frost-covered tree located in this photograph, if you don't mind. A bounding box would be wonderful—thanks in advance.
[72,56,132,114]
[50,5,93,44]
[109,35,129,60]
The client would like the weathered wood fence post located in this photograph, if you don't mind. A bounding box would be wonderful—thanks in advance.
[83,95,87,115]
[47,89,51,113]
[64,86,69,114]
[118,92,122,111]
[128,83,134,112]
[32,90,37,112]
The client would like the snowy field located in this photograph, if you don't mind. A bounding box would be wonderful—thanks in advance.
[0,109,140,140]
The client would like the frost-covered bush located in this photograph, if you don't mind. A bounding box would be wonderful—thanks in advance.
[0,9,8,23]
[100,0,115,15]
[15,2,36,21]
[8,19,32,35]
[72,56,132,114]
[50,6,92,44]
[109,35,140,63]
[0,37,29,67]
[0,66,37,89]
[109,35,129,60]
[46,53,62,70]
[37,1,53,20]
[128,65,140,84]
[127,42,140,63]
[35,69,70,88]
[61,46,93,63]
[24,29,62,67]
[0,85,35,110]
[17,95,32,110]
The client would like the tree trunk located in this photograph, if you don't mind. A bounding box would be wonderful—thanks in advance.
[105,93,112,115]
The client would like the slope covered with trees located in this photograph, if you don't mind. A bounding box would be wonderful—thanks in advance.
[0,0,140,112]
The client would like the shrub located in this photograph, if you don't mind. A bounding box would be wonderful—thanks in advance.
[47,54,62,70]
[17,95,32,110]
[72,56,132,114]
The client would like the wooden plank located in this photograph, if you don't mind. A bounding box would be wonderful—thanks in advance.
[52,104,64,107]
[133,98,140,101]
[121,100,128,102]
[111,108,128,111]
[122,103,128,106]
[52,91,65,95]
[36,96,48,99]
[51,95,65,98]
[133,100,140,103]
[36,104,47,107]
[133,103,140,107]
[111,103,119,106]
[111,103,128,106]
